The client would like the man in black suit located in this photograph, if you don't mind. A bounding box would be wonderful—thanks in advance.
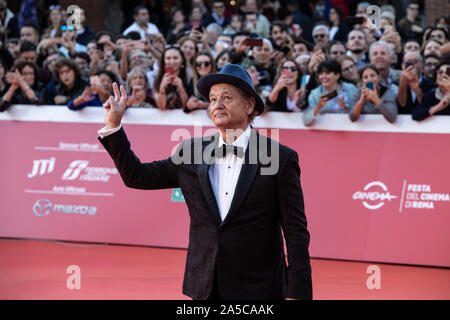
[98,64,312,300]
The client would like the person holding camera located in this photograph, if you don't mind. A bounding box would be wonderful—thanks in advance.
[412,60,450,120]
[186,51,216,112]
[0,60,45,111]
[153,46,193,110]
[266,59,304,112]
[67,70,116,110]
[303,59,357,126]
[125,67,155,108]
[396,51,435,114]
[349,64,398,123]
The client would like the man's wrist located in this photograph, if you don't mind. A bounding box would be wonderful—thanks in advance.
[98,123,122,138]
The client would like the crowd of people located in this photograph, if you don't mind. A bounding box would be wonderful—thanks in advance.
[1,0,449,125]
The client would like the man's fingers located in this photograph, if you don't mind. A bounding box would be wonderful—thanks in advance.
[120,85,127,100]
[113,82,120,102]
[107,96,116,110]
[103,99,111,110]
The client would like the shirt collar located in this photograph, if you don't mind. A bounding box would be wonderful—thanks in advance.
[218,125,251,153]
[212,13,225,24]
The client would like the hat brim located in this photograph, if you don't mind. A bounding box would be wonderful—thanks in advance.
[197,73,265,115]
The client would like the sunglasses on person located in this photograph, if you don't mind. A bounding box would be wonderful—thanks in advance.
[314,34,326,39]
[281,66,297,71]
[196,61,211,67]
[61,25,75,31]
[49,5,61,10]
[342,64,357,73]
[165,44,180,49]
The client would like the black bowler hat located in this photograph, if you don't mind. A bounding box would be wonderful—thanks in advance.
[197,64,265,115]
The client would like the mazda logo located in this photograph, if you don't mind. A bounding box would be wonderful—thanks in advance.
[33,199,52,216]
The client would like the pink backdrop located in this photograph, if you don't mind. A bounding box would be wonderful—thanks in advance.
[1,117,449,267]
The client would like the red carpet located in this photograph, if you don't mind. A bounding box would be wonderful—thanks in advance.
[0,239,448,300]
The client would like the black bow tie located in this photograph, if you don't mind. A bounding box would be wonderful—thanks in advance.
[213,144,245,158]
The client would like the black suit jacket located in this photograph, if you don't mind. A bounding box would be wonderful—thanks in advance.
[99,127,312,300]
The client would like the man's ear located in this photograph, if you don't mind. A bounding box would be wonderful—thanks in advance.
[247,96,256,114]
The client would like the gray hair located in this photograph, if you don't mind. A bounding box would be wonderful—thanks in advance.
[262,38,273,51]
[357,2,371,11]
[403,51,423,63]
[126,67,149,93]
[380,4,396,15]
[313,24,329,36]
[206,23,222,35]
[369,41,393,58]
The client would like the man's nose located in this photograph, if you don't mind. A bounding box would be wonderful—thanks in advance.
[211,97,224,109]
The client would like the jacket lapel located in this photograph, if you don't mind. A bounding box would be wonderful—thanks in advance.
[221,128,260,227]
[197,133,222,226]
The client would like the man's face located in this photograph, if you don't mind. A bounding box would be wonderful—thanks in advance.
[135,8,149,25]
[116,38,129,48]
[424,57,439,79]
[20,50,37,63]
[370,44,390,71]
[20,27,38,45]
[253,41,272,65]
[293,43,308,58]
[424,41,441,57]
[404,41,420,54]
[208,83,254,130]
[403,52,422,75]
[212,1,225,16]
[407,4,419,18]
[0,0,7,11]
[313,29,329,47]
[430,30,446,43]
[328,43,346,60]
[233,35,246,49]
[245,14,257,29]
[271,26,287,47]
[243,0,257,12]
[346,30,366,53]
[74,57,88,72]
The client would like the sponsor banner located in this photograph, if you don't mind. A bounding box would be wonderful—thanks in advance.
[0,114,449,267]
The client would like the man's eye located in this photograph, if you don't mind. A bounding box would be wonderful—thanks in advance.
[224,96,231,101]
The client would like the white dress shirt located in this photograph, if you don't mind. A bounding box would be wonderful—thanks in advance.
[209,126,251,222]
[98,125,252,222]
[122,22,160,40]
